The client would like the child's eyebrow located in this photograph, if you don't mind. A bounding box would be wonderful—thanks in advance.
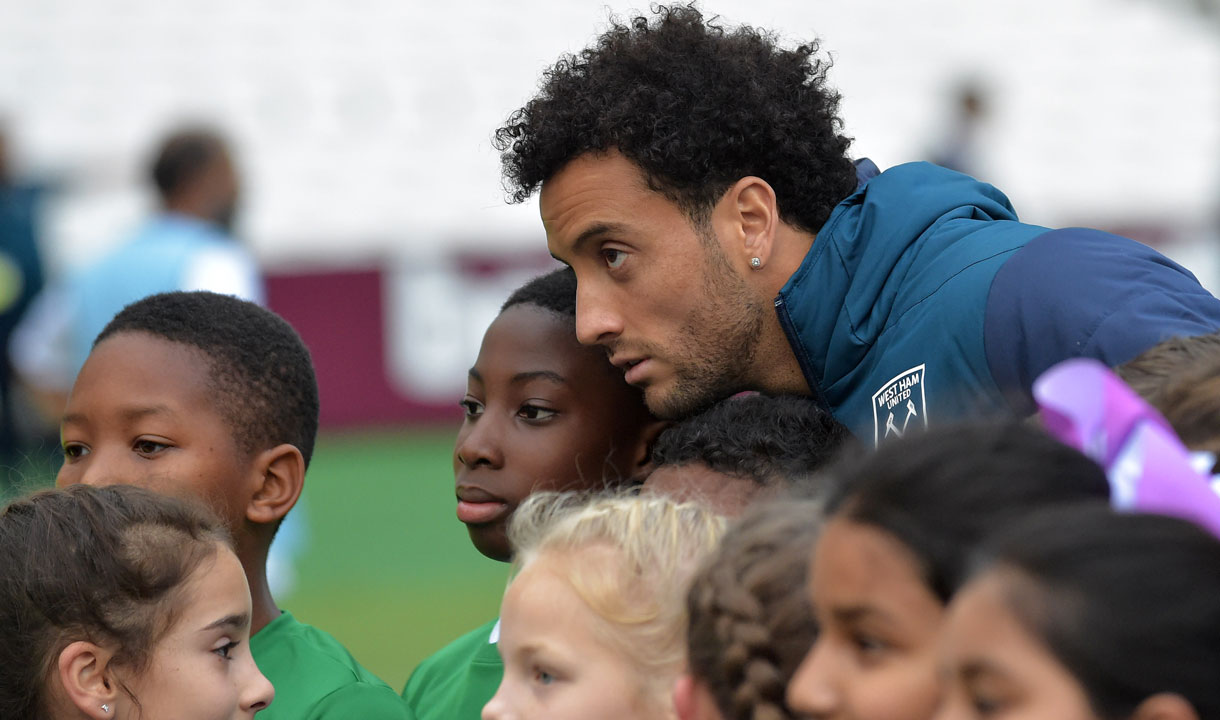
[510,370,566,385]
[62,404,176,425]
[466,369,567,385]
[200,612,251,633]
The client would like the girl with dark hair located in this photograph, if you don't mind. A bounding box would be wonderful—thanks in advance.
[0,484,273,720]
[786,421,1111,720]
[939,505,1220,720]
[676,498,823,720]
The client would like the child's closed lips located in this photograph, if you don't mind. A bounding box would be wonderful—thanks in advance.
[456,484,511,525]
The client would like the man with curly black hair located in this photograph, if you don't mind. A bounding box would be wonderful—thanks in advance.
[495,4,1220,444]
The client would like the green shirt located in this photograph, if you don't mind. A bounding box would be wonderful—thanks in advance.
[402,619,502,720]
[251,611,414,720]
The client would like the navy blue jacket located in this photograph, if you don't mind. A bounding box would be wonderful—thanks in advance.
[776,161,1220,444]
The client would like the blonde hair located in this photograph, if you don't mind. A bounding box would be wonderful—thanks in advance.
[508,491,727,705]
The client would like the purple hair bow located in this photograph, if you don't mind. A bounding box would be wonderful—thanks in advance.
[1034,357,1220,538]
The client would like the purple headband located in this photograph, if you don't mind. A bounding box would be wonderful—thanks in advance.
[1034,357,1220,538]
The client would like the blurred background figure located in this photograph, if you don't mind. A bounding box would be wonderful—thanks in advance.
[0,123,49,491]
[9,126,262,428]
[927,79,989,179]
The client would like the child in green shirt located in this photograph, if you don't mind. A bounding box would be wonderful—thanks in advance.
[57,290,412,720]
[402,267,662,719]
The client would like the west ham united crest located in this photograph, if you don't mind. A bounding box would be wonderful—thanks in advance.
[872,364,927,446]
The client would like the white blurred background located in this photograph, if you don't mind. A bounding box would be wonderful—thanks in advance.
[1,0,1217,269]
[2,0,1220,413]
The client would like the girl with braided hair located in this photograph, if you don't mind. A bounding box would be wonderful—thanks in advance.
[675,499,823,720]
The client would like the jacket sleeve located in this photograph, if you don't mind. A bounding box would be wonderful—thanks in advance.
[984,227,1220,413]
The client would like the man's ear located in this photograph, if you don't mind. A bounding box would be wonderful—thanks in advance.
[57,641,121,720]
[715,176,779,272]
[630,419,671,483]
[1131,693,1200,720]
[246,444,305,525]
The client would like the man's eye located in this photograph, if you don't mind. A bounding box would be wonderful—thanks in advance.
[518,405,557,421]
[133,440,170,455]
[602,248,627,269]
[459,399,484,417]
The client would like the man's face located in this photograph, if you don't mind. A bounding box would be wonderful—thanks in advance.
[541,151,768,420]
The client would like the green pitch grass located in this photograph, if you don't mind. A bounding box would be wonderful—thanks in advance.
[281,428,507,690]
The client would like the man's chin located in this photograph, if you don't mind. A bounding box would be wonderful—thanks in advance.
[643,379,713,421]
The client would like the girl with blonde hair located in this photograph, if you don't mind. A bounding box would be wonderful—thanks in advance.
[482,492,726,720]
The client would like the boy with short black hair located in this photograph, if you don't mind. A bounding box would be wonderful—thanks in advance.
[645,393,852,515]
[402,266,663,719]
[57,290,412,720]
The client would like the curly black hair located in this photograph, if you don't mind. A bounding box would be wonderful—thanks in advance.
[501,266,577,316]
[95,291,320,469]
[651,394,851,486]
[494,3,858,234]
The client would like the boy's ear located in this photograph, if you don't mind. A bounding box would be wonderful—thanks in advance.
[246,443,305,525]
[630,419,671,482]
[1131,693,1200,720]
[57,641,121,720]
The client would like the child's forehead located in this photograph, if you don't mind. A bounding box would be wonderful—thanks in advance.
[479,304,598,370]
[492,303,576,338]
[78,332,226,412]
[98,329,213,363]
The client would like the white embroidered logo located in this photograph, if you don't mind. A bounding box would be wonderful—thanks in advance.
[872,364,927,446]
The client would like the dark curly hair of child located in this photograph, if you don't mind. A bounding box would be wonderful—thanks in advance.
[651,394,851,488]
[494,3,858,235]
[685,498,822,720]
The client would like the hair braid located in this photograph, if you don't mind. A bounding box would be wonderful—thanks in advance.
[687,498,823,720]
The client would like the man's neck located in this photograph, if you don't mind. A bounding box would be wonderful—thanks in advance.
[163,196,214,224]
[752,313,812,396]
[748,227,817,397]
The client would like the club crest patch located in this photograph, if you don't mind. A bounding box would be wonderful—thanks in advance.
[872,364,927,446]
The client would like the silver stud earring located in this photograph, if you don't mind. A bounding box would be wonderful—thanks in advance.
[750,257,762,269]
[101,704,110,714]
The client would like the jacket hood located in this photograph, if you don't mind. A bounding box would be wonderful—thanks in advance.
[777,161,1021,389]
